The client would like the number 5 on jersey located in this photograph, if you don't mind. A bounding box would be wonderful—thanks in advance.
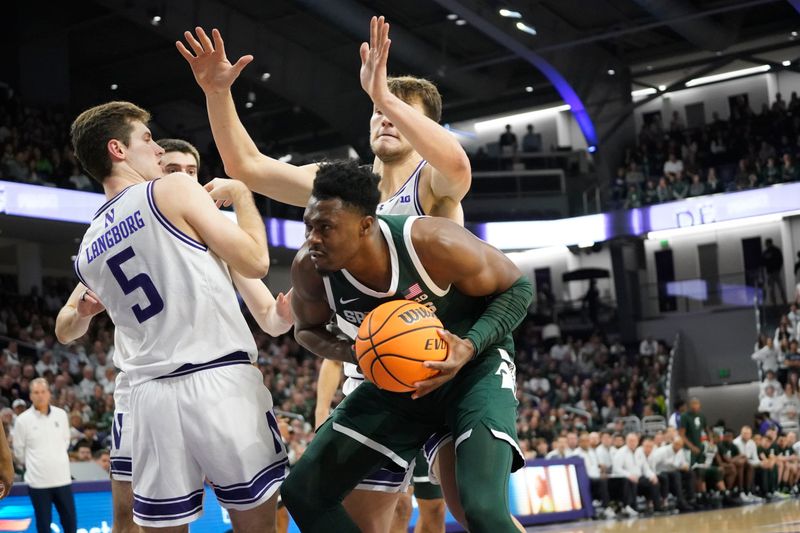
[108,246,164,323]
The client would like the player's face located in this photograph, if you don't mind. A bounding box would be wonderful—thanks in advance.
[160,151,198,177]
[369,98,427,163]
[303,197,370,274]
[123,121,164,180]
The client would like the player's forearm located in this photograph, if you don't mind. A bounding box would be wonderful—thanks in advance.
[315,359,342,420]
[464,276,533,357]
[206,91,265,180]
[231,272,291,336]
[55,306,92,344]
[206,92,313,207]
[295,327,356,364]
[230,188,270,278]
[376,93,470,190]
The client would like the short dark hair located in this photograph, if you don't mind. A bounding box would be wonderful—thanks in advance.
[158,138,200,167]
[93,449,109,459]
[70,101,151,183]
[75,440,91,451]
[312,160,380,216]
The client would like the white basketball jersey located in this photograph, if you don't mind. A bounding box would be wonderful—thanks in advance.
[341,160,427,390]
[375,160,427,217]
[74,180,257,386]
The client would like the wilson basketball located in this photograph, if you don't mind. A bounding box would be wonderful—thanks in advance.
[355,300,449,393]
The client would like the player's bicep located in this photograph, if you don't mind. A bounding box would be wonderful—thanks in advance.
[175,180,263,266]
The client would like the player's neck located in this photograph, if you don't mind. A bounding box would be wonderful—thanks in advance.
[102,168,149,199]
[373,153,423,199]
[344,228,392,292]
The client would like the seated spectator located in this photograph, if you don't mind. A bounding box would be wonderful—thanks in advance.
[761,370,783,398]
[624,185,642,208]
[625,162,645,187]
[640,336,658,357]
[692,432,734,506]
[762,157,780,185]
[734,425,764,501]
[34,350,58,376]
[572,432,616,519]
[595,431,615,475]
[706,168,722,194]
[663,153,684,176]
[643,179,658,205]
[782,153,798,182]
[655,177,672,203]
[73,440,93,462]
[758,386,785,424]
[614,433,664,515]
[93,449,110,473]
[688,173,706,196]
[546,436,570,459]
[648,436,695,511]
[671,173,688,200]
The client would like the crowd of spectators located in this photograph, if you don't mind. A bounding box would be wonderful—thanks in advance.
[4,273,800,520]
[612,92,800,209]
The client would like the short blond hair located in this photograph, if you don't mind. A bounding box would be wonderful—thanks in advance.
[387,76,442,122]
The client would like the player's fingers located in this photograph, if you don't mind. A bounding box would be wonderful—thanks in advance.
[196,27,214,53]
[359,42,369,65]
[422,360,456,372]
[203,181,215,191]
[381,39,392,64]
[369,16,377,50]
[232,55,254,76]
[215,200,224,209]
[412,376,447,399]
[176,41,195,61]
[380,20,390,49]
[84,295,100,306]
[211,28,225,56]
[184,31,205,56]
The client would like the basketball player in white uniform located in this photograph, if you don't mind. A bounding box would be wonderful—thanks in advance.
[56,138,293,533]
[64,104,287,533]
[177,19,473,533]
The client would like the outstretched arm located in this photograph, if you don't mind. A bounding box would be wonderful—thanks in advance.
[177,27,316,206]
[55,283,105,344]
[361,17,471,205]
[291,249,355,363]
[0,425,13,499]
[231,271,293,337]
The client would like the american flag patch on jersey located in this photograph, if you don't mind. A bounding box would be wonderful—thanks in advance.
[404,283,423,299]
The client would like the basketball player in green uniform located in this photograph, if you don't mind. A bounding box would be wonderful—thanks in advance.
[281,160,532,533]
[178,17,477,532]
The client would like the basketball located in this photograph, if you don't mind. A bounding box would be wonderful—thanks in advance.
[355,300,449,393]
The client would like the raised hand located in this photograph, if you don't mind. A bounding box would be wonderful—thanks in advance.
[359,16,392,104]
[177,27,253,95]
[275,289,294,327]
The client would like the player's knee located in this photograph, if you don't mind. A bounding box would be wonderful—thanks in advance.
[280,474,309,515]
[461,494,513,533]
[418,499,446,525]
[394,492,413,522]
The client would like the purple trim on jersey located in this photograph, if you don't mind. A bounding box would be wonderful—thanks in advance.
[383,159,426,204]
[155,351,250,379]
[146,180,208,251]
[413,161,426,215]
[93,186,133,219]
[423,431,452,463]
[133,488,204,521]
[73,254,91,290]
[213,457,288,505]
[361,466,408,487]
[110,457,132,476]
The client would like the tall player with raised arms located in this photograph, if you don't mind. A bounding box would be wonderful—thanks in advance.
[177,16,473,533]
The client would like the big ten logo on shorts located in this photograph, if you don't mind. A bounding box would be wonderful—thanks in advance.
[344,310,366,325]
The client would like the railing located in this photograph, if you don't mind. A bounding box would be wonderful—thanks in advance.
[666,333,679,416]
[470,168,566,197]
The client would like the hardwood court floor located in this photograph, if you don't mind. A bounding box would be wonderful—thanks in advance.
[525,500,800,532]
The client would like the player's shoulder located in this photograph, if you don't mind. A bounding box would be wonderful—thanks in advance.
[156,172,202,191]
[409,215,469,252]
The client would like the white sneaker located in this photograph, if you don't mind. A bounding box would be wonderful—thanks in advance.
[602,507,617,519]
[739,493,752,503]
[623,505,639,517]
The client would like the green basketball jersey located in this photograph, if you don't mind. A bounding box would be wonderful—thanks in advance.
[323,214,514,356]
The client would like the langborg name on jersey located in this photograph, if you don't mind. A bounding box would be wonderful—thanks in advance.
[85,210,146,264]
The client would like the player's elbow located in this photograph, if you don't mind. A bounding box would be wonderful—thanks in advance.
[54,320,72,345]
[238,253,270,279]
